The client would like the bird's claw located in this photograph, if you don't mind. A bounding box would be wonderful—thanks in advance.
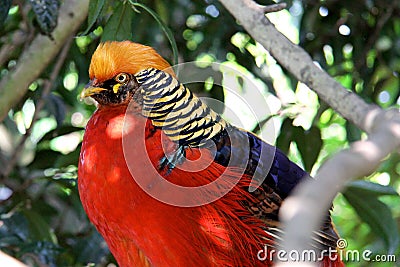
[159,146,186,175]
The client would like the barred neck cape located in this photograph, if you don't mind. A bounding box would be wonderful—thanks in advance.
[78,40,345,267]
[136,68,227,146]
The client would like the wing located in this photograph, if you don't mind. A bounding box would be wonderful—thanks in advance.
[212,128,340,250]
[134,67,340,250]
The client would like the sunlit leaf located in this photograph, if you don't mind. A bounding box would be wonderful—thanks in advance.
[101,1,132,42]
[82,0,105,35]
[38,125,83,143]
[129,1,179,66]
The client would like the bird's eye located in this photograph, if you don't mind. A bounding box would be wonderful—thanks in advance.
[115,73,129,83]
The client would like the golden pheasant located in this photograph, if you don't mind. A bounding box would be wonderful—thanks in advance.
[78,41,344,266]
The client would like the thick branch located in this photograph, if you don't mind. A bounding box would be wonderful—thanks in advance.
[219,0,381,133]
[277,109,400,266]
[219,0,400,266]
[0,0,89,122]
[0,251,27,267]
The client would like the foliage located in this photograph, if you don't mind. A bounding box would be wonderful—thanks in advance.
[0,0,399,266]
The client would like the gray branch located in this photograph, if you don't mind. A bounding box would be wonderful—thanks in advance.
[0,0,89,122]
[0,251,28,267]
[219,0,382,132]
[219,0,400,265]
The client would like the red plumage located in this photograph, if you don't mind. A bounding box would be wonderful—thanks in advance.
[79,105,271,266]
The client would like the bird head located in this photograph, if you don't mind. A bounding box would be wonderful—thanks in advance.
[81,41,174,105]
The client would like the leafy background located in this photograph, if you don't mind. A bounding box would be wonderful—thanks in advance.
[0,0,399,266]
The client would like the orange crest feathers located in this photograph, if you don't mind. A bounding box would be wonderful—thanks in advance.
[89,41,174,82]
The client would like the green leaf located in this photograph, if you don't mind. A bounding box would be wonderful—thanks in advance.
[32,200,58,219]
[129,1,179,66]
[29,146,81,170]
[0,0,12,28]
[54,145,81,168]
[294,126,322,172]
[343,183,400,254]
[346,180,399,197]
[82,0,105,35]
[28,149,62,169]
[101,1,133,42]
[29,0,59,38]
[345,121,362,142]
[22,210,57,243]
[276,118,298,154]
[38,125,83,144]
[276,119,322,171]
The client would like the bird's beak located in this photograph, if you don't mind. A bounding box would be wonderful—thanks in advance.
[80,81,107,100]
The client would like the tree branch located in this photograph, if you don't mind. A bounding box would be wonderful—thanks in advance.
[277,110,400,266]
[0,251,28,267]
[218,0,400,265]
[219,0,381,133]
[1,36,73,180]
[0,0,89,122]
[259,3,287,14]
[0,30,27,69]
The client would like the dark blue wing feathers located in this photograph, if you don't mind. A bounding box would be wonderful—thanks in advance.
[211,126,311,200]
[271,146,312,198]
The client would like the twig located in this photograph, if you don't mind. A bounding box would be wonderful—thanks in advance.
[355,4,394,71]
[0,30,27,69]
[1,36,73,180]
[259,3,287,13]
